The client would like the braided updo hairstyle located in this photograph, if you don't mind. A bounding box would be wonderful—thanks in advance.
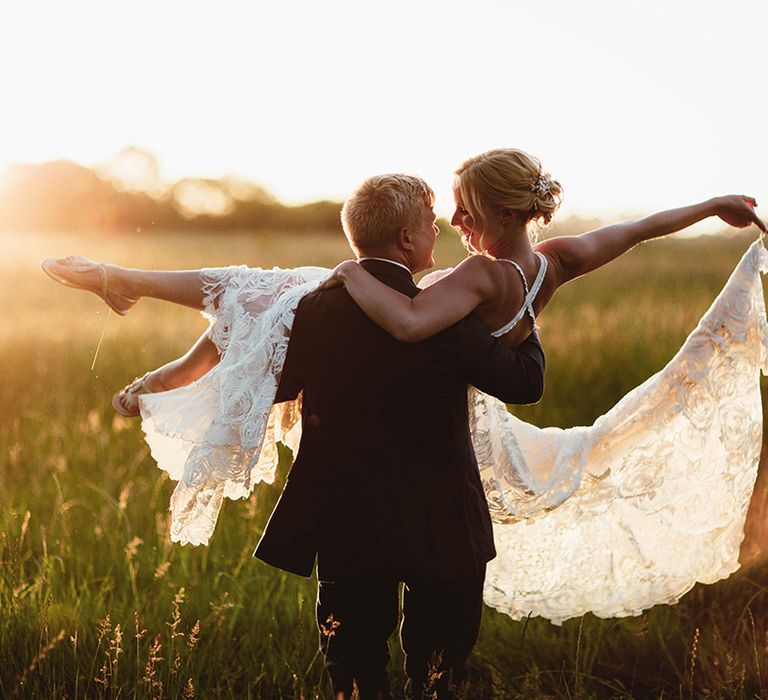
[454,148,562,229]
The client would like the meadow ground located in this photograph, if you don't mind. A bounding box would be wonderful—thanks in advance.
[2,227,768,698]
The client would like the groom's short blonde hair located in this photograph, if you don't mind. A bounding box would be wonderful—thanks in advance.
[341,174,435,251]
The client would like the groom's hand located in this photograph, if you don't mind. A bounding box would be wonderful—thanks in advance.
[316,260,359,291]
[713,195,767,233]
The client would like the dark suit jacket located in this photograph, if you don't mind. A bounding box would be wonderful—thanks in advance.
[253,259,545,580]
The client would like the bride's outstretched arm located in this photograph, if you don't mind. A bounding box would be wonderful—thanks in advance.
[324,255,498,343]
[538,195,766,285]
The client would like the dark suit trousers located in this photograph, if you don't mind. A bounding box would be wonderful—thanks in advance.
[316,565,486,700]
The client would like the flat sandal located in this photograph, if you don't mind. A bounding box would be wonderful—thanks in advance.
[41,256,138,316]
[112,371,165,417]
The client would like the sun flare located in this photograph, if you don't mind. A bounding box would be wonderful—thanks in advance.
[0,1,765,219]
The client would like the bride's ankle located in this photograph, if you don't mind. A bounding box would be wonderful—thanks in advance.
[147,368,171,392]
[109,265,141,301]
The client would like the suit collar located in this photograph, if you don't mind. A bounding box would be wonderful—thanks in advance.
[359,258,418,297]
[358,257,412,274]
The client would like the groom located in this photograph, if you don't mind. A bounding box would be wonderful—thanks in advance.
[254,174,545,699]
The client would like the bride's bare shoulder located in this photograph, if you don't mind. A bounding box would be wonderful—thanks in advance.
[447,255,502,295]
[452,254,501,277]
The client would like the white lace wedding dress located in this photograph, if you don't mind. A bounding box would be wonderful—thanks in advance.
[140,241,768,625]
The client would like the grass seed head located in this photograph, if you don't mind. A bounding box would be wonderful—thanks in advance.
[97,615,112,643]
[187,619,200,649]
[320,614,341,638]
[154,561,171,579]
[124,536,143,559]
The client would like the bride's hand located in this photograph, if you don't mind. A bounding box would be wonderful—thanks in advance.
[316,260,359,291]
[713,195,767,233]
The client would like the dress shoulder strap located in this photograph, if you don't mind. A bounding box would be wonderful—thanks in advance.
[490,252,548,338]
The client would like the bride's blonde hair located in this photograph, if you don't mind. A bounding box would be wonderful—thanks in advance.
[454,148,562,228]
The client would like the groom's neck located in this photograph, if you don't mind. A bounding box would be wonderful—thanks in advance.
[355,247,413,273]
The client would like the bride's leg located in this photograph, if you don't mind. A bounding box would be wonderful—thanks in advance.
[42,257,210,311]
[114,331,221,416]
[109,267,208,310]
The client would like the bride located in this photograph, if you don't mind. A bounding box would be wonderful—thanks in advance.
[42,149,767,623]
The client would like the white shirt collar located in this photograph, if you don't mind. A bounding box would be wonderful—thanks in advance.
[358,257,413,275]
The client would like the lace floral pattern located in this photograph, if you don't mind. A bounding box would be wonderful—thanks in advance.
[139,265,326,545]
[479,240,768,623]
[139,243,768,625]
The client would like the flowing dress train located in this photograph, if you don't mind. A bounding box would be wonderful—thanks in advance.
[139,241,768,624]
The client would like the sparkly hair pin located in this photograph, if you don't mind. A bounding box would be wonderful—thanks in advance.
[531,176,550,197]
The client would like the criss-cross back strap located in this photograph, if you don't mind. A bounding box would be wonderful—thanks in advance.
[490,252,548,338]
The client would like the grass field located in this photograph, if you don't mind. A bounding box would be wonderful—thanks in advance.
[2,227,768,698]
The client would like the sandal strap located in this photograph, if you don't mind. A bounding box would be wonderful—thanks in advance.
[123,375,150,396]
[65,257,138,304]
[122,371,165,396]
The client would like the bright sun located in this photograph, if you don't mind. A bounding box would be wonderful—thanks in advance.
[0,1,765,219]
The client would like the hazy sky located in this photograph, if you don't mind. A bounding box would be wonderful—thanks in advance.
[0,0,766,222]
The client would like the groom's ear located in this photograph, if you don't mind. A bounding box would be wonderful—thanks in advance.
[397,226,414,251]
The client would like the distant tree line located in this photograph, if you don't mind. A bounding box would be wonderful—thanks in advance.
[0,147,604,237]
[0,149,344,235]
